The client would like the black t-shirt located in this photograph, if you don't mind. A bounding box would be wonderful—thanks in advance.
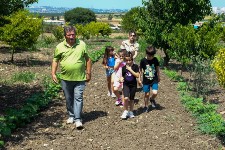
[122,64,139,86]
[140,57,159,85]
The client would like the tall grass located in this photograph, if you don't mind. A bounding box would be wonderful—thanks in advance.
[12,71,36,83]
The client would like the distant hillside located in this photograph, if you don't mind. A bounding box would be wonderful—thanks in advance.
[27,6,128,14]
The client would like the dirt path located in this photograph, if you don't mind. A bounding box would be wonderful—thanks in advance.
[4,60,221,150]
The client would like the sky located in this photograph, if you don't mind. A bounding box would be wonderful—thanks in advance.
[30,0,225,9]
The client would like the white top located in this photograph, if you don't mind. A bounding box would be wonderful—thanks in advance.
[120,40,139,52]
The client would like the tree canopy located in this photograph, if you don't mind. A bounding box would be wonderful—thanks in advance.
[121,7,140,32]
[64,7,96,25]
[0,0,38,26]
[137,0,212,65]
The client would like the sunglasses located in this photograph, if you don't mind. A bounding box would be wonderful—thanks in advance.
[130,34,136,37]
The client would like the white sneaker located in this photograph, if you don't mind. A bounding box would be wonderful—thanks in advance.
[121,110,128,119]
[66,117,74,124]
[128,111,135,118]
[107,91,111,96]
[111,93,116,98]
[75,121,83,129]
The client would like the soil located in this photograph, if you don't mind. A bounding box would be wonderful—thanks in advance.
[0,38,225,150]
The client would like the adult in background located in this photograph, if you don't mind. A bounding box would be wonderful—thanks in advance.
[51,25,92,129]
[120,30,139,62]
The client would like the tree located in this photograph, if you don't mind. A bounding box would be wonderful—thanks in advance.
[108,14,113,20]
[0,0,38,26]
[121,7,140,32]
[0,10,43,62]
[64,7,96,25]
[137,0,212,65]
[212,48,225,88]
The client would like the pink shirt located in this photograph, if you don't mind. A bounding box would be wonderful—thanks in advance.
[114,58,126,82]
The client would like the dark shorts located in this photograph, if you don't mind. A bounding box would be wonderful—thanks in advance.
[123,84,137,100]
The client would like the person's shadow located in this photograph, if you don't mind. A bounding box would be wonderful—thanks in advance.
[134,103,165,116]
[82,110,107,124]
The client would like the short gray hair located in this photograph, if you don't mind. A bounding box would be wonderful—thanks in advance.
[63,25,76,36]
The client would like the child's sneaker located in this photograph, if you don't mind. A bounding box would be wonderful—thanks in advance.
[121,110,128,119]
[107,91,111,96]
[143,106,149,113]
[115,98,122,106]
[128,111,135,118]
[111,93,116,98]
[150,98,156,108]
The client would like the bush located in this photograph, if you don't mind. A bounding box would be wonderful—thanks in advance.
[52,26,64,41]
[212,48,225,88]
[0,10,42,62]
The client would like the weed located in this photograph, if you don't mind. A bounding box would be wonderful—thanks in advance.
[12,71,35,83]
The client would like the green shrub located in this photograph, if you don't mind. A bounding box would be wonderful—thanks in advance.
[0,10,43,62]
[52,26,64,41]
[212,48,225,88]
[12,71,36,83]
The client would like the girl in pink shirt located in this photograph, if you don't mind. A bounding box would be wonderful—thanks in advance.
[113,49,126,105]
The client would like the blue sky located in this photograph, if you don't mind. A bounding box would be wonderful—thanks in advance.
[31,0,224,9]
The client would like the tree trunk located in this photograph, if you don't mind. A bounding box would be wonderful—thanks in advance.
[11,49,15,63]
[163,48,170,66]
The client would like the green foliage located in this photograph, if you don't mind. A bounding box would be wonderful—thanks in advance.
[0,0,38,26]
[220,26,225,43]
[0,140,4,147]
[108,14,113,20]
[163,68,184,81]
[212,48,225,88]
[42,35,56,45]
[137,0,212,65]
[0,76,61,145]
[12,71,36,83]
[52,26,64,41]
[75,22,112,40]
[121,7,140,32]
[64,7,96,25]
[196,19,223,59]
[166,20,222,66]
[177,85,225,136]
[166,23,197,66]
[0,10,43,62]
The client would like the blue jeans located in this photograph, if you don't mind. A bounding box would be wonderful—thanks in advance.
[61,80,86,122]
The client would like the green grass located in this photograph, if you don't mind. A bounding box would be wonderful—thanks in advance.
[12,71,36,83]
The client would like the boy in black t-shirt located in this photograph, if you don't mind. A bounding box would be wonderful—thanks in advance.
[120,52,140,119]
[139,46,160,112]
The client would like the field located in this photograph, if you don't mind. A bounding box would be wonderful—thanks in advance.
[0,33,225,149]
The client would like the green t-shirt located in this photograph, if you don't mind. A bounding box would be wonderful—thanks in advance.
[53,39,87,81]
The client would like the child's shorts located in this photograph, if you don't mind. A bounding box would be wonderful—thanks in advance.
[123,84,137,100]
[143,83,158,93]
[105,68,114,77]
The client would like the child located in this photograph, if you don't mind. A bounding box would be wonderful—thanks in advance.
[102,46,116,97]
[113,49,126,105]
[120,52,139,119]
[139,46,160,112]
